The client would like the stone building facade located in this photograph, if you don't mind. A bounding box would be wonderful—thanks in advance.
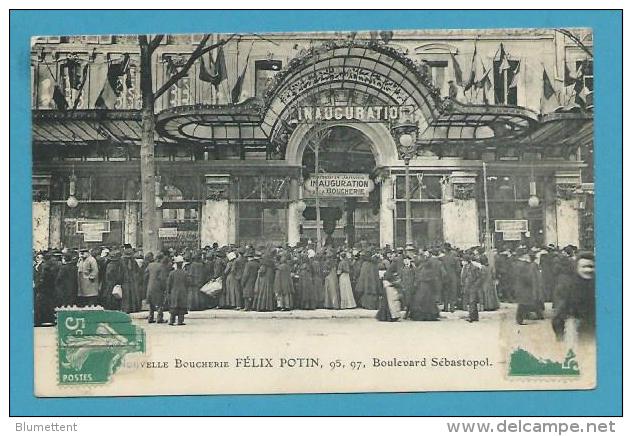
[31,29,594,251]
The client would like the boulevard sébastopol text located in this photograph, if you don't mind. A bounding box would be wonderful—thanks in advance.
[123,356,492,371]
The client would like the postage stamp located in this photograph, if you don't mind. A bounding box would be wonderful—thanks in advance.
[56,308,145,385]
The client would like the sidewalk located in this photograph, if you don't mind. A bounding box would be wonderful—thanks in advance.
[129,303,517,321]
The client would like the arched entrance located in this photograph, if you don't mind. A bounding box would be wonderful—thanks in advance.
[289,123,396,248]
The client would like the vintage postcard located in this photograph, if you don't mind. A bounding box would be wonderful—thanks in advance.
[31,27,596,396]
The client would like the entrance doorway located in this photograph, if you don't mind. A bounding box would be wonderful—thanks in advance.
[300,126,379,247]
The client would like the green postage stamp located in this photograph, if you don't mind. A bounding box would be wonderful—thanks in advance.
[56,308,145,385]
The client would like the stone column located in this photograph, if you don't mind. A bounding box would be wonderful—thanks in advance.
[200,174,231,247]
[379,175,395,248]
[554,171,581,248]
[49,204,62,249]
[441,171,480,249]
[32,201,50,251]
[287,178,302,247]
[227,203,237,245]
[124,202,139,248]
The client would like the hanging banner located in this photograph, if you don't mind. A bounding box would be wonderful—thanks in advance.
[303,173,374,198]
[501,231,523,241]
[494,220,528,233]
[158,227,178,239]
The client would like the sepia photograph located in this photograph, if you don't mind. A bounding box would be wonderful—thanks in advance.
[28,25,598,397]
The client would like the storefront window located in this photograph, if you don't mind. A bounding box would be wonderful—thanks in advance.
[61,203,124,249]
[236,176,289,245]
[238,204,287,246]
[479,175,545,247]
[394,202,443,249]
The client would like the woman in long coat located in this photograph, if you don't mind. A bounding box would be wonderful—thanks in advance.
[298,252,317,309]
[479,255,499,311]
[253,250,276,312]
[461,255,482,322]
[408,256,440,321]
[120,249,141,313]
[240,252,259,311]
[376,264,402,322]
[166,256,190,325]
[312,254,325,308]
[323,253,340,309]
[188,253,210,311]
[223,252,243,309]
[274,254,294,310]
[104,251,123,311]
[357,253,380,310]
[513,250,540,324]
[338,252,356,309]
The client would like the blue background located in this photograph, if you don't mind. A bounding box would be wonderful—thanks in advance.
[10,10,622,416]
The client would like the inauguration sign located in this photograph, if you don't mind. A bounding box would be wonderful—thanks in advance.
[292,105,416,124]
[303,173,374,198]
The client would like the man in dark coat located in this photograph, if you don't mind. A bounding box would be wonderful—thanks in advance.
[439,245,460,312]
[552,252,595,341]
[408,254,440,321]
[146,253,169,323]
[34,251,58,326]
[167,255,191,325]
[461,253,482,322]
[513,248,540,325]
[240,251,259,311]
[55,253,78,307]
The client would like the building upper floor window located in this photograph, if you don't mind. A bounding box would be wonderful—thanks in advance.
[577,59,593,91]
[493,59,519,105]
[255,59,282,97]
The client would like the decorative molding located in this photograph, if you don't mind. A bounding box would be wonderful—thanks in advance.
[453,183,476,200]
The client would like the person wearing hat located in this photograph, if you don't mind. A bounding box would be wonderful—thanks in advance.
[356,251,380,310]
[119,245,142,313]
[34,251,58,326]
[240,249,259,311]
[376,263,402,322]
[513,247,541,325]
[77,248,100,307]
[55,252,78,308]
[460,253,482,322]
[97,247,110,306]
[146,253,168,323]
[439,244,461,312]
[551,251,595,341]
[166,255,190,325]
[274,253,294,310]
[337,251,356,309]
[253,249,277,312]
[223,251,243,309]
[188,251,211,311]
[408,252,440,321]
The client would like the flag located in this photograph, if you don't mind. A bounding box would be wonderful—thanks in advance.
[199,46,226,89]
[475,57,492,90]
[508,60,521,88]
[574,61,585,94]
[464,43,479,91]
[542,67,555,99]
[564,63,576,86]
[498,43,511,71]
[95,54,130,109]
[72,63,90,109]
[36,64,68,110]
[450,51,463,86]
[575,84,589,106]
[231,43,253,104]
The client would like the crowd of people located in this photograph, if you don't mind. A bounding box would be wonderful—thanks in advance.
[33,240,595,338]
